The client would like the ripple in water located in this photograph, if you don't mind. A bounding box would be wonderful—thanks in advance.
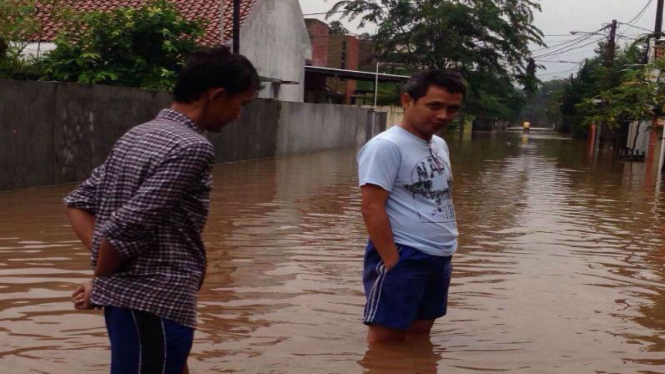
[1,133,664,373]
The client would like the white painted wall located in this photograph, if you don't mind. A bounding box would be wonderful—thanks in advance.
[237,0,311,102]
[628,120,650,154]
[16,42,56,60]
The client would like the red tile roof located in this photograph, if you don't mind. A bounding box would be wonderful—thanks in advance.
[34,0,257,46]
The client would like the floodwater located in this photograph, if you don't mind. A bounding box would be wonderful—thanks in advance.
[1,130,665,373]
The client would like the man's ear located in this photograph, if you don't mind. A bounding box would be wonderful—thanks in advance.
[401,92,413,109]
[209,87,227,100]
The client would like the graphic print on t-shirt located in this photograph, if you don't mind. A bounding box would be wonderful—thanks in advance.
[404,153,455,223]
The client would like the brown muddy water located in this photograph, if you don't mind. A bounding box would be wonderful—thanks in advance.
[1,130,665,373]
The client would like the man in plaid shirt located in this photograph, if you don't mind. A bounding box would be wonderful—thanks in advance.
[64,47,260,374]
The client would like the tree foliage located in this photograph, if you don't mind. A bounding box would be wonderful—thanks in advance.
[520,78,567,128]
[38,0,204,90]
[559,57,605,137]
[0,0,64,79]
[557,39,648,137]
[328,0,545,122]
[328,20,350,35]
[0,0,40,56]
[577,58,665,133]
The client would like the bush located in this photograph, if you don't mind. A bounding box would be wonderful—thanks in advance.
[39,0,204,90]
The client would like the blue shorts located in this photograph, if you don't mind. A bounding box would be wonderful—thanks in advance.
[104,306,194,374]
[363,241,453,330]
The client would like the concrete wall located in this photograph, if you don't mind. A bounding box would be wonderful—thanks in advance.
[237,0,312,102]
[362,105,405,129]
[0,79,384,191]
[276,102,385,156]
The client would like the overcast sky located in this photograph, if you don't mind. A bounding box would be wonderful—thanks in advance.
[298,0,659,80]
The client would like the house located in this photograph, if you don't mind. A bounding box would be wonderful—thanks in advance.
[228,0,311,102]
[28,0,311,102]
[621,39,665,165]
[304,19,330,67]
[304,18,379,105]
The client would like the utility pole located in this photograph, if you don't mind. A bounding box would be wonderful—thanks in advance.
[600,20,618,157]
[656,0,664,39]
[606,20,618,68]
[654,0,665,173]
[233,0,240,54]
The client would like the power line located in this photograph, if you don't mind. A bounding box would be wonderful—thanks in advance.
[542,34,587,37]
[624,0,654,25]
[304,10,339,16]
[532,34,595,52]
[538,67,579,77]
[533,34,596,58]
[533,34,602,59]
[535,59,584,64]
[531,25,609,57]
[541,37,590,43]
[617,34,641,41]
[532,27,608,53]
[533,36,606,59]
[304,3,396,17]
[618,21,654,33]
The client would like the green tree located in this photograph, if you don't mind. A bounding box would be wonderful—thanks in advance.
[557,39,647,138]
[0,0,64,79]
[328,0,545,123]
[0,0,39,57]
[521,78,567,129]
[329,20,349,35]
[41,0,204,90]
[523,58,539,98]
[559,57,604,137]
[577,57,665,149]
[465,70,527,128]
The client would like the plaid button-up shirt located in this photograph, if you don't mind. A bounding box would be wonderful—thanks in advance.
[64,109,215,328]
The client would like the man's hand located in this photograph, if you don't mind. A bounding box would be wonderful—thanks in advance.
[382,249,400,272]
[361,184,400,271]
[72,280,94,310]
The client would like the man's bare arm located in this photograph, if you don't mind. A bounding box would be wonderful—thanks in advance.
[95,239,123,276]
[66,207,96,252]
[65,207,122,276]
[361,184,399,271]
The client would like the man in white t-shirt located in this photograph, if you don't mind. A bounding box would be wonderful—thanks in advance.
[358,70,465,343]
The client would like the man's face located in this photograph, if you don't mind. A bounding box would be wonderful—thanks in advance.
[201,88,255,133]
[401,86,464,139]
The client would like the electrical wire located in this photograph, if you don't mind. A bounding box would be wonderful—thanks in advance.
[532,25,609,58]
[624,0,653,25]
[535,59,583,64]
[532,33,599,53]
[618,21,654,33]
[533,36,606,59]
[532,34,597,58]
[538,66,580,77]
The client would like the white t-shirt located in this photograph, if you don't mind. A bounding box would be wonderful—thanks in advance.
[358,126,458,257]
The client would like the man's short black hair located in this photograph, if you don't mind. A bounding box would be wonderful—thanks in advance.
[174,47,261,103]
[405,70,466,102]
